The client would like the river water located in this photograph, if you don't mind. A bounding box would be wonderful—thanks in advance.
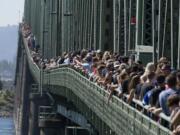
[0,118,15,135]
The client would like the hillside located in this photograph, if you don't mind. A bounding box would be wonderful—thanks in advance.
[0,25,18,62]
[0,25,18,81]
[0,90,14,117]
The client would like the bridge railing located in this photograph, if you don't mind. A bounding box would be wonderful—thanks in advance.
[23,38,40,83]
[46,67,172,135]
[22,33,172,135]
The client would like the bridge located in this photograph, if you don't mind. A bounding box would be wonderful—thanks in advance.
[14,0,180,135]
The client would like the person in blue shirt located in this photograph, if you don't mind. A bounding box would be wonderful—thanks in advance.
[159,75,178,116]
[143,74,166,106]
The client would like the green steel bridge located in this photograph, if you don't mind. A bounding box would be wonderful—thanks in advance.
[14,0,180,135]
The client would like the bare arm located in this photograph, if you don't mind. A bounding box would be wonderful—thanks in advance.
[171,110,180,129]
[127,89,135,104]
[152,108,162,116]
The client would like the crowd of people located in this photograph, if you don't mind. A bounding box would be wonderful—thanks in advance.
[21,23,180,134]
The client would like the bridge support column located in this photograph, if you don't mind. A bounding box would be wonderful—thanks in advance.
[39,119,64,135]
[28,93,47,135]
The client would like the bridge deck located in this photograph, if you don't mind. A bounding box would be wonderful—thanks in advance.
[22,32,172,135]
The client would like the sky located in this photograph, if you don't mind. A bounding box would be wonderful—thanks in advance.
[0,0,24,26]
[0,0,24,62]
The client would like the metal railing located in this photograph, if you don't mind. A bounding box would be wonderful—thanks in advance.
[22,34,172,135]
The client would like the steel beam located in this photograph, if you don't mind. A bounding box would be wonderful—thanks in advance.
[178,1,180,69]
[128,0,136,52]
[135,0,143,47]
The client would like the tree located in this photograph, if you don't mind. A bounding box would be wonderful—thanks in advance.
[0,78,3,90]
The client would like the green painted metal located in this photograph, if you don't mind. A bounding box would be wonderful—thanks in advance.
[21,0,180,133]
[23,0,180,68]
[23,34,171,135]
[178,2,180,69]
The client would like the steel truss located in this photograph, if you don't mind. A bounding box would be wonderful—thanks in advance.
[24,0,180,68]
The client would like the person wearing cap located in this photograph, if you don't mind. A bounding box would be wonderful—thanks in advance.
[158,57,169,65]
[96,50,103,60]
[63,53,71,64]
[160,64,171,77]
[113,61,120,70]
